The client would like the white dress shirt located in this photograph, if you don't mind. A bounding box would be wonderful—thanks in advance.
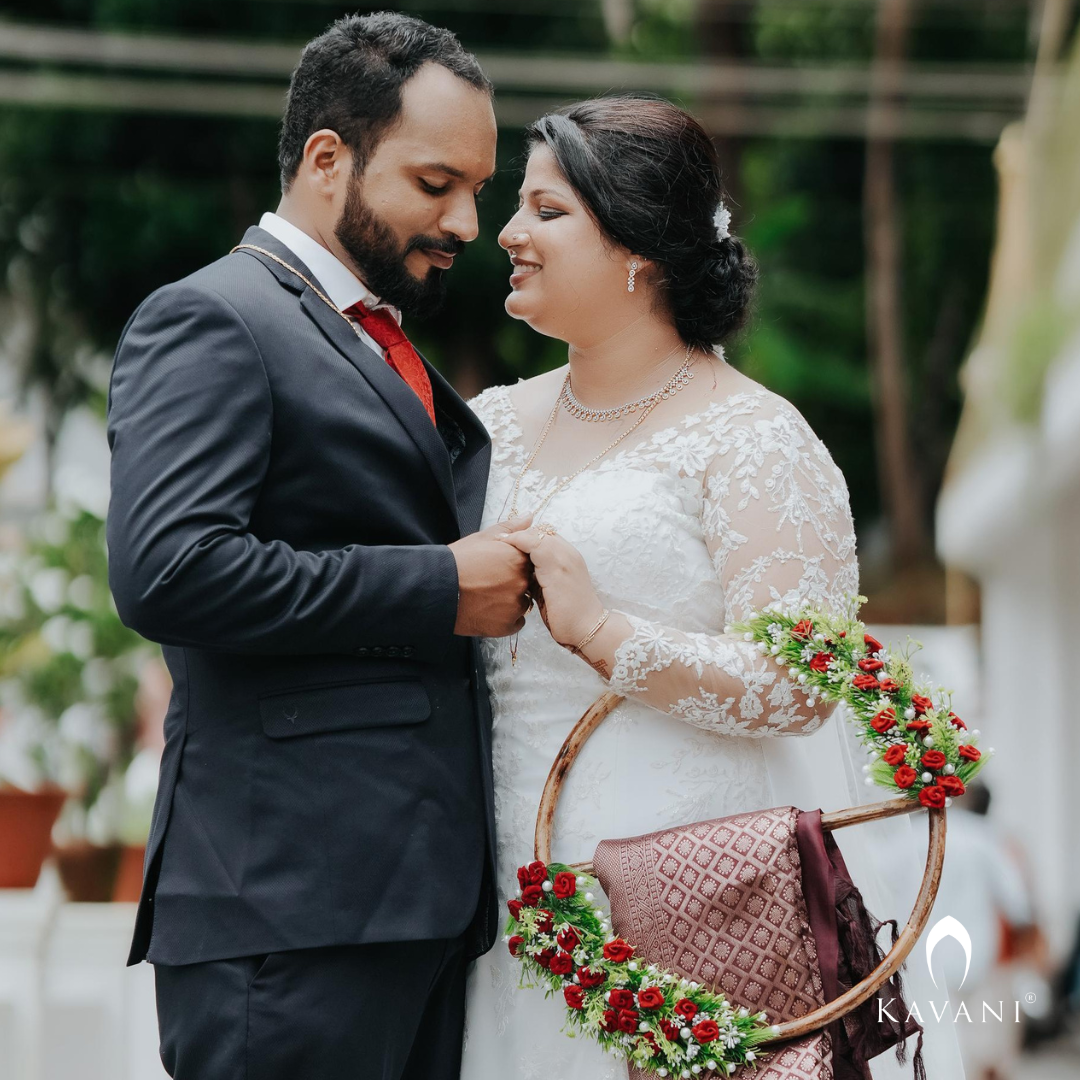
[257,212,402,360]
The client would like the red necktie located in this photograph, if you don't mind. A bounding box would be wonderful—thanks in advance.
[343,301,436,425]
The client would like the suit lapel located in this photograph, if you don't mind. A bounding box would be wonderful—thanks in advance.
[423,358,492,536]
[233,228,459,524]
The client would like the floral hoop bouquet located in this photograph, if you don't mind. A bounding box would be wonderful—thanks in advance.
[731,597,989,809]
[506,596,990,1077]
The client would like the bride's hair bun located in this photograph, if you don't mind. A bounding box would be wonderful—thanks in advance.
[527,95,757,349]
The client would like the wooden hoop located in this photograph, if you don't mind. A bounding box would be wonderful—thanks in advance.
[533,692,947,1046]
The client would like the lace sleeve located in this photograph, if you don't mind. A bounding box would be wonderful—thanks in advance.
[606,395,860,737]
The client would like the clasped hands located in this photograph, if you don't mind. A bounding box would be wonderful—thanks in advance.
[449,515,605,648]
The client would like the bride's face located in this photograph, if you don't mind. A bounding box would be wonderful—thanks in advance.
[498,145,636,344]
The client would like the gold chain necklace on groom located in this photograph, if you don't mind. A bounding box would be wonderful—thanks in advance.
[232,244,436,423]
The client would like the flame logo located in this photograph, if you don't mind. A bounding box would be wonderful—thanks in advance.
[925,915,972,990]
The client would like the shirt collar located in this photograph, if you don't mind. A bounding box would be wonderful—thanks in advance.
[258,212,401,325]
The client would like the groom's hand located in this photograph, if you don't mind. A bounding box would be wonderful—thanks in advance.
[449,515,534,637]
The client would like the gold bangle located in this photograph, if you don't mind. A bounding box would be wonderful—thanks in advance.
[565,609,610,656]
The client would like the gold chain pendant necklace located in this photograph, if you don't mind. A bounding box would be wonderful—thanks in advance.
[508,343,694,522]
[507,343,696,664]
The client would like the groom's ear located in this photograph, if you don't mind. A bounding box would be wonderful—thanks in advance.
[301,129,352,197]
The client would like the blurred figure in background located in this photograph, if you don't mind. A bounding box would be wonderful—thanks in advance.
[927,782,1048,1080]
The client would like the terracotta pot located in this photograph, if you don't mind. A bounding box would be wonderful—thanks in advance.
[0,786,67,888]
[112,844,147,902]
[55,841,123,902]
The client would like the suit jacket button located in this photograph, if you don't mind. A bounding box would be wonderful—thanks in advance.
[372,646,384,656]
[403,646,415,657]
[387,646,401,658]
[357,647,370,656]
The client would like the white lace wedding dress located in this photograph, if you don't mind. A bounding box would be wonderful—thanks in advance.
[460,377,964,1080]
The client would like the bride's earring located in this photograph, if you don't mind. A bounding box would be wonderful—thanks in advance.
[627,261,638,293]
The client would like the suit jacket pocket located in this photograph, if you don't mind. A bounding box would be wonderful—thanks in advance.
[258,678,431,739]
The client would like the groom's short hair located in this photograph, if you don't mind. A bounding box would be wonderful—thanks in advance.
[278,11,492,191]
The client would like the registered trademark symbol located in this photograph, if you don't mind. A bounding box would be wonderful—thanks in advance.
[1026,993,1037,1004]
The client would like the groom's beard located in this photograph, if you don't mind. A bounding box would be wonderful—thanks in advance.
[335,178,463,320]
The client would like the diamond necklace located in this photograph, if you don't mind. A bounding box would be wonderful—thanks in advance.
[507,343,694,521]
[560,354,695,422]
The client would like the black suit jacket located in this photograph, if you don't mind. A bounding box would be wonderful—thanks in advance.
[107,226,497,967]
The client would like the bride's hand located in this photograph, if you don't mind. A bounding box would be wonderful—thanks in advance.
[495,526,605,649]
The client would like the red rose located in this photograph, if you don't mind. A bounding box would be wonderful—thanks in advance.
[564,985,585,1010]
[557,926,580,952]
[578,967,607,989]
[948,711,967,731]
[852,673,880,692]
[809,651,834,673]
[602,939,635,963]
[921,750,947,770]
[507,898,523,921]
[958,745,981,761]
[692,1020,721,1044]
[609,989,636,1009]
[882,744,906,766]
[911,695,933,716]
[521,885,544,907]
[637,986,666,1010]
[871,707,897,734]
[858,658,885,673]
[905,719,931,735]
[879,677,901,693]
[937,775,966,797]
[508,935,525,957]
[600,1009,619,1033]
[919,785,947,809]
[617,1008,640,1034]
[553,871,577,899]
[516,865,531,889]
[838,630,847,639]
[526,860,548,885]
[674,998,699,1021]
[535,909,554,933]
[659,1019,683,1042]
[549,951,574,975]
[864,633,883,654]
[893,765,918,789]
[791,619,814,641]
[535,947,556,969]
[639,1032,660,1057]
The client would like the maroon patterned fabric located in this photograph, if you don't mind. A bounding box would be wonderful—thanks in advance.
[593,806,923,1080]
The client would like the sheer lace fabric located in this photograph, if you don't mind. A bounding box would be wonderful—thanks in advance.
[460,380,860,1080]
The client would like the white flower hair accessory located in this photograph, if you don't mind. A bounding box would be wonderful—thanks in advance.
[713,201,732,240]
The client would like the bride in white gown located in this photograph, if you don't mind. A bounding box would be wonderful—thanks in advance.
[461,97,964,1080]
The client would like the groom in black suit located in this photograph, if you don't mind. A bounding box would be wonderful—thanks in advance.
[106,13,530,1079]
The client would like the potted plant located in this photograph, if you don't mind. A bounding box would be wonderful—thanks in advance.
[0,506,160,897]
